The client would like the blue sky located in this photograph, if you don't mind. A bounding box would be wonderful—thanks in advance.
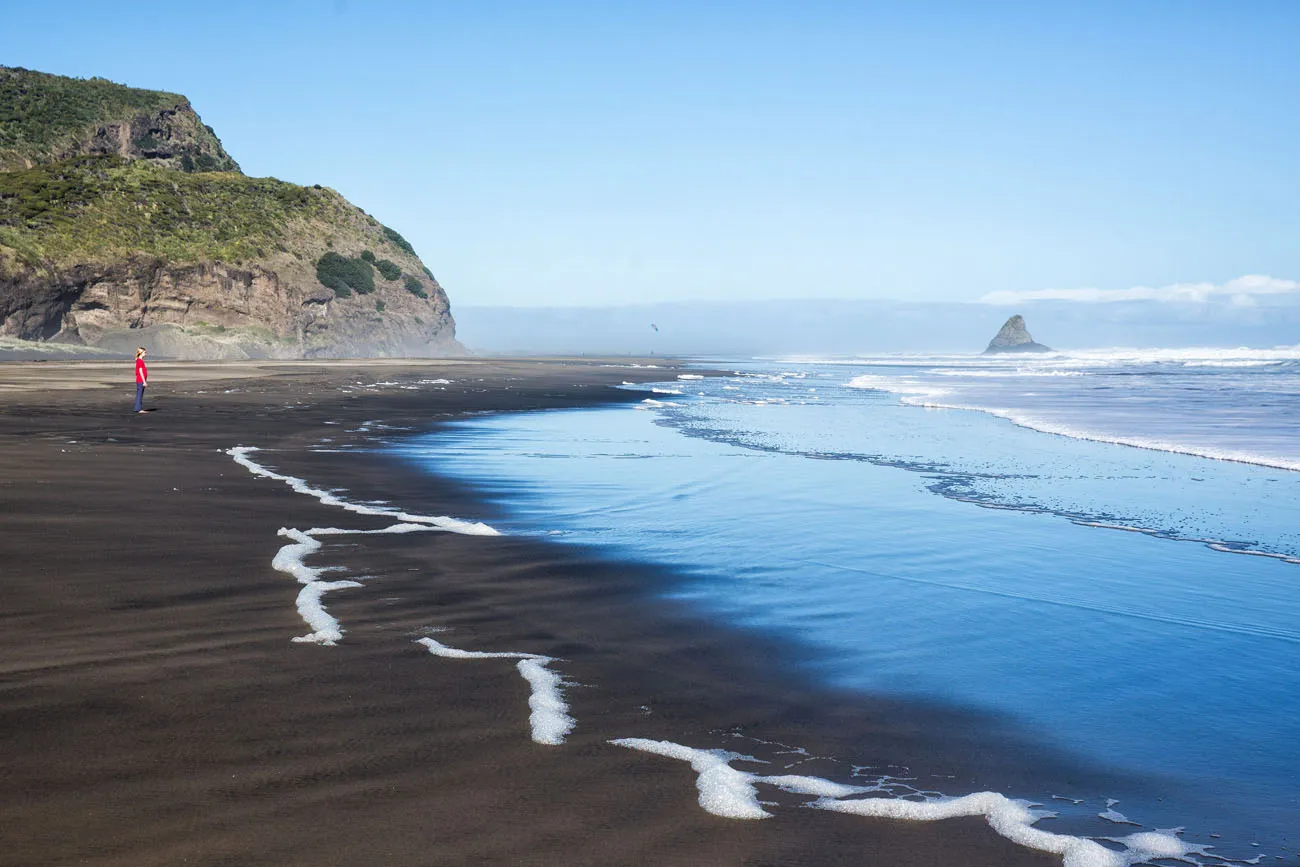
[3,1,1297,308]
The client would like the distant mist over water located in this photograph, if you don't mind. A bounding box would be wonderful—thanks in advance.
[456,298,1300,356]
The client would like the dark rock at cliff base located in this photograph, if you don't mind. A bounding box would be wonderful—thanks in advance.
[983,315,1053,354]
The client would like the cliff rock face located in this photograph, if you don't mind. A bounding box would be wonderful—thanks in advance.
[983,315,1053,354]
[0,67,459,358]
[0,257,455,359]
[75,101,239,173]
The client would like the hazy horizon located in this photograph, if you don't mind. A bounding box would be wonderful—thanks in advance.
[455,293,1300,356]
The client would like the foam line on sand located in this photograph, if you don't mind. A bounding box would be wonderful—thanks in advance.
[271,526,441,645]
[227,446,500,536]
[417,637,575,745]
[291,578,364,645]
[611,739,1241,867]
[608,738,865,819]
[230,445,504,646]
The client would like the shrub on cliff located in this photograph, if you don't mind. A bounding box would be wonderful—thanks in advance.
[375,259,401,281]
[0,157,102,227]
[174,150,239,174]
[382,225,415,256]
[316,252,374,297]
[404,275,428,299]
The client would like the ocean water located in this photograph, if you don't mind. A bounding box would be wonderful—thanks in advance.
[396,350,1300,862]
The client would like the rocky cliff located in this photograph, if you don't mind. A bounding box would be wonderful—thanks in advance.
[0,67,459,358]
[0,66,237,173]
[983,314,1053,354]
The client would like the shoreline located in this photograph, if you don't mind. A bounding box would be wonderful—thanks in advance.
[0,357,1062,866]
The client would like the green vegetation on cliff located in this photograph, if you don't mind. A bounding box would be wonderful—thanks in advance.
[404,275,428,298]
[0,154,439,308]
[375,258,401,281]
[1,68,176,155]
[382,225,416,256]
[0,156,337,265]
[316,251,375,297]
[0,66,237,173]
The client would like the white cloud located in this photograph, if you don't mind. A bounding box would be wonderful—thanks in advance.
[980,275,1300,305]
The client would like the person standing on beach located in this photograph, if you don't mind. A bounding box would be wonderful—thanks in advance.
[134,347,148,413]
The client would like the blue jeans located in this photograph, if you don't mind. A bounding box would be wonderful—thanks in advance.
[134,383,145,412]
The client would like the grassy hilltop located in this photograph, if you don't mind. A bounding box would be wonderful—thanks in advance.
[0,66,237,173]
[0,67,457,359]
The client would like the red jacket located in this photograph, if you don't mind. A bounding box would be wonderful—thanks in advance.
[135,358,148,385]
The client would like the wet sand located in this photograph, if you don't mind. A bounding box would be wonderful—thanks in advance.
[0,358,1058,866]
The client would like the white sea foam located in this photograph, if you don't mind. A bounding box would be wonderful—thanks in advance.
[227,447,500,535]
[271,524,443,644]
[781,347,1300,368]
[291,578,364,645]
[1061,346,1300,366]
[842,358,1300,472]
[610,739,865,820]
[416,637,574,745]
[231,446,503,648]
[415,636,528,660]
[892,398,1300,473]
[821,793,1219,867]
[516,658,574,746]
[309,523,437,537]
[677,374,705,380]
[272,527,363,645]
[1098,800,1142,826]
[1180,360,1283,368]
[272,527,326,584]
[933,368,1085,378]
[817,791,1121,867]
[845,374,951,400]
[612,738,1240,867]
[1203,543,1300,564]
[1102,831,1225,864]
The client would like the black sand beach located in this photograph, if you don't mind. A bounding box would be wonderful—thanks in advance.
[0,358,1059,866]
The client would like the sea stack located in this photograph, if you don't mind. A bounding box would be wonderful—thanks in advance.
[983,315,1053,354]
